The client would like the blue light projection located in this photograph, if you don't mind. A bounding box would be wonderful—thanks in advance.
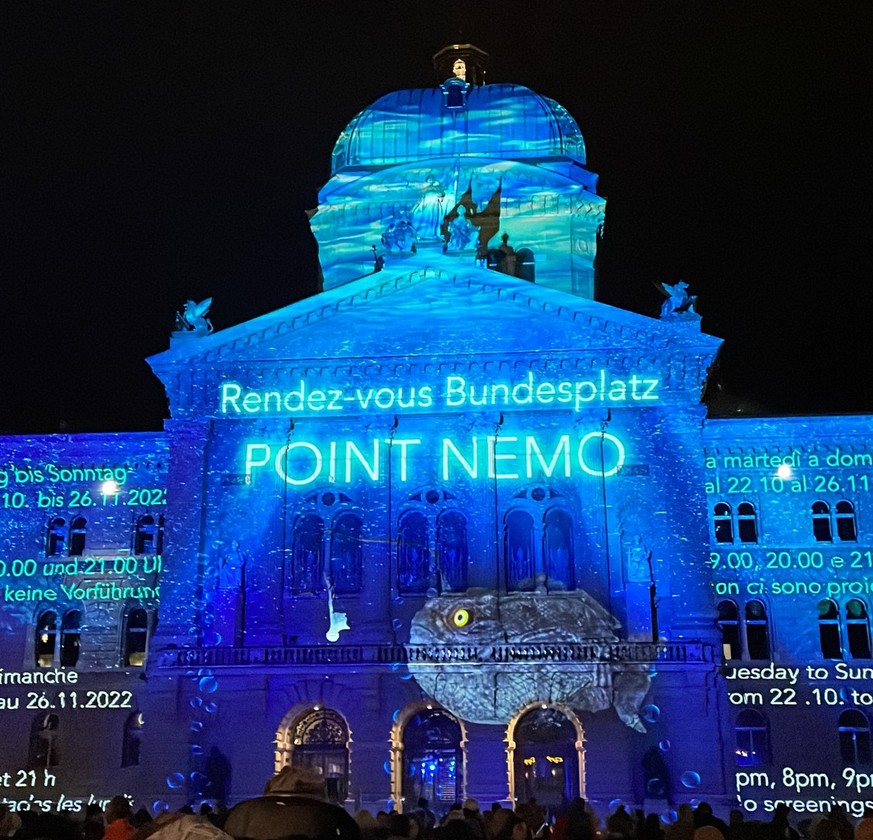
[2,65,873,818]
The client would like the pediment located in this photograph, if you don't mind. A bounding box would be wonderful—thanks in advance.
[148,261,721,419]
[150,262,718,368]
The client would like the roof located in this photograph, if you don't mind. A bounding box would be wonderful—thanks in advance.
[331,83,587,173]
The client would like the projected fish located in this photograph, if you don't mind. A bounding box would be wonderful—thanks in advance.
[407,590,651,731]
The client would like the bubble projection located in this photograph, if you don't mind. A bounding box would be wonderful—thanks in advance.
[1,62,872,818]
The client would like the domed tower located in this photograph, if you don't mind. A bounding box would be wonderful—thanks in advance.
[310,48,605,298]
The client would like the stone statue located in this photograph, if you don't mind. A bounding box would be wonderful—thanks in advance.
[452,59,467,81]
[656,280,697,318]
[175,298,214,335]
[371,245,385,272]
[445,205,476,251]
[625,535,653,584]
[381,212,417,252]
[410,174,448,241]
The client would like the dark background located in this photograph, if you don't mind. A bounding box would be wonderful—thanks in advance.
[3,2,870,433]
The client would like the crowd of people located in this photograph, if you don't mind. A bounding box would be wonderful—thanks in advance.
[2,783,872,840]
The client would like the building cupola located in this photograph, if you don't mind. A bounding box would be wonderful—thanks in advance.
[432,43,489,86]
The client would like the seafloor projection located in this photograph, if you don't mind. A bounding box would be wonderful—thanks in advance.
[2,49,873,820]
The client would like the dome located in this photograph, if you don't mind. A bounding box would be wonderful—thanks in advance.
[330,83,586,174]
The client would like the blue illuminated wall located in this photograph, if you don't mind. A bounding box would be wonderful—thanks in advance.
[703,417,873,819]
[0,433,166,811]
[143,265,726,808]
[2,69,873,820]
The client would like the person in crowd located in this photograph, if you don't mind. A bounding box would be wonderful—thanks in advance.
[83,804,106,840]
[825,807,853,840]
[131,809,153,830]
[666,805,695,840]
[442,806,466,826]
[695,826,726,840]
[103,797,135,840]
[855,808,873,840]
[409,800,433,833]
[634,811,647,840]
[0,806,23,839]
[727,810,746,840]
[552,796,598,840]
[770,805,799,840]
[376,810,395,835]
[386,813,414,840]
[356,810,378,840]
[463,800,486,840]
[509,818,534,840]
[438,811,476,840]
[605,806,635,840]
[487,807,514,840]
[516,802,545,838]
[694,804,731,840]
[222,766,359,840]
[643,814,664,840]
[812,820,841,840]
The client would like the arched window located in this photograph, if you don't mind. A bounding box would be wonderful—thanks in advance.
[745,600,770,660]
[329,513,362,595]
[737,502,758,543]
[46,517,67,557]
[435,511,468,593]
[398,512,430,594]
[402,708,464,810]
[838,710,873,766]
[543,509,575,590]
[69,516,87,556]
[514,706,581,806]
[291,514,324,594]
[286,493,363,599]
[818,599,842,659]
[395,491,468,596]
[123,607,149,667]
[505,509,536,591]
[836,501,858,542]
[717,600,742,660]
[714,503,733,543]
[29,713,60,768]
[735,709,769,766]
[813,501,833,542]
[35,610,57,667]
[134,514,164,555]
[846,600,871,659]
[60,609,81,667]
[122,711,144,767]
[290,708,350,803]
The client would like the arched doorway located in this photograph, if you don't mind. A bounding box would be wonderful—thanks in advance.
[275,707,350,803]
[508,704,584,808]
[391,704,465,816]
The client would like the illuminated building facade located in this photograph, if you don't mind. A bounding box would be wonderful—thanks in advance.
[1,47,872,820]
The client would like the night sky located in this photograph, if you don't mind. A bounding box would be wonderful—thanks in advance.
[3,2,869,434]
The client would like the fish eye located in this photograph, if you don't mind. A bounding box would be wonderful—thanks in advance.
[451,608,471,628]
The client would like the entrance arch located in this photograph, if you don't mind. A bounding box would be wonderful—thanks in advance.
[390,702,466,815]
[275,706,351,803]
[507,703,585,807]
